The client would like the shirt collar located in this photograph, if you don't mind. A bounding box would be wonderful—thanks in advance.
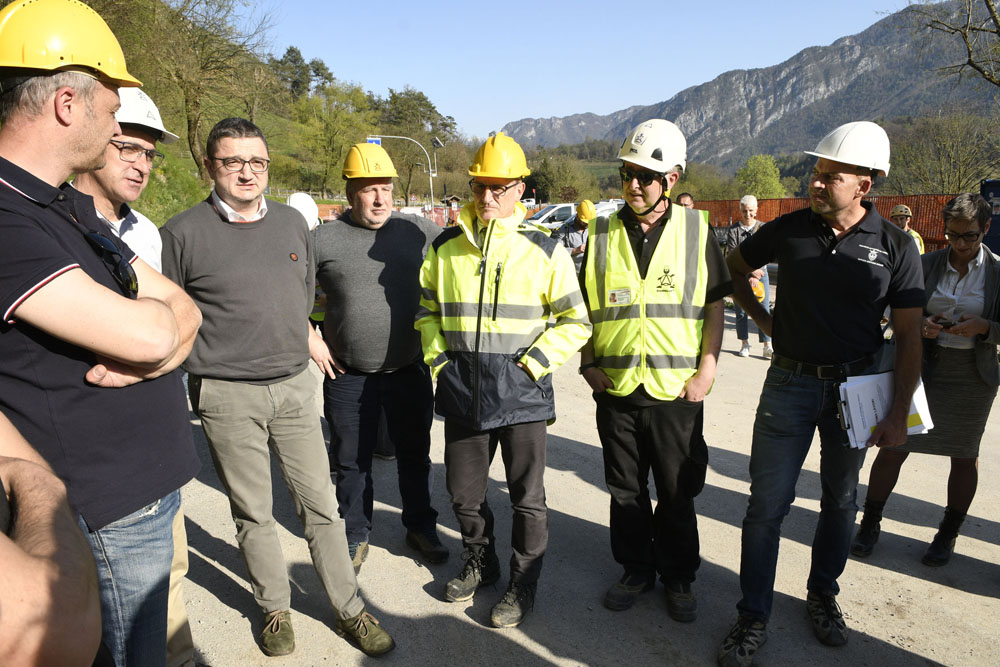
[0,155,65,206]
[210,188,267,222]
[945,244,985,273]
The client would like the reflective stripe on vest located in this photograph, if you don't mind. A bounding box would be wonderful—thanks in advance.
[585,204,709,400]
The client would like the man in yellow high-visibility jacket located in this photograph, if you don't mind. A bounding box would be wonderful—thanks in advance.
[580,119,730,623]
[415,133,591,628]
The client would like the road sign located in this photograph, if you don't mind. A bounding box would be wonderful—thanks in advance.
[366,137,381,145]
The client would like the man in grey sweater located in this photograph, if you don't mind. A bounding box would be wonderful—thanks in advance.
[310,142,447,571]
[160,119,394,659]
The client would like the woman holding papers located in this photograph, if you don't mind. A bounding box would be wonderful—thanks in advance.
[852,194,999,567]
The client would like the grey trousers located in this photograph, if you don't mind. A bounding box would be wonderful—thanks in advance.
[192,369,364,619]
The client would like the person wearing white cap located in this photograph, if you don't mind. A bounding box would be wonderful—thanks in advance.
[717,121,924,666]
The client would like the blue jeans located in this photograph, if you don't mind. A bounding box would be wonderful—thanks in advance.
[737,365,868,622]
[734,271,771,343]
[81,489,179,667]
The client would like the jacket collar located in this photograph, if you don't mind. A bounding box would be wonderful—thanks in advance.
[456,200,528,249]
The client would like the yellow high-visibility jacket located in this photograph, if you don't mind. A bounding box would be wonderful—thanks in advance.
[415,201,592,430]
[585,204,711,400]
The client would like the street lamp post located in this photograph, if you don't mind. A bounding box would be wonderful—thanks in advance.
[368,134,444,206]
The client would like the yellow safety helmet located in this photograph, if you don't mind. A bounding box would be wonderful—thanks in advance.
[342,142,398,180]
[469,132,530,179]
[0,0,141,87]
[890,204,912,218]
[577,199,597,222]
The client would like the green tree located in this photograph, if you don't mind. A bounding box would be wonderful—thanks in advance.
[735,154,787,199]
[674,162,739,202]
[271,46,311,100]
[526,156,598,203]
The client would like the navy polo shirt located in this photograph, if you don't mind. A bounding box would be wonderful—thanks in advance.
[0,156,198,530]
[740,202,924,365]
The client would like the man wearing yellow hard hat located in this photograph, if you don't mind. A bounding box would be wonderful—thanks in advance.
[415,132,591,627]
[554,198,595,272]
[310,142,448,573]
[0,1,202,665]
[889,204,924,254]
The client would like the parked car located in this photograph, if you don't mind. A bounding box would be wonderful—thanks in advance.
[527,203,576,229]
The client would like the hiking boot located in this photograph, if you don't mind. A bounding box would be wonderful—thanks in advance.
[335,608,395,657]
[348,541,369,574]
[922,506,966,567]
[259,610,294,657]
[664,580,697,622]
[444,546,500,602]
[406,529,449,564]
[717,617,767,667]
[806,591,848,646]
[490,581,536,628]
[851,499,885,558]
[603,572,655,611]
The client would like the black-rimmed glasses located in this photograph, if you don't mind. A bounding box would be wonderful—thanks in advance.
[944,229,984,243]
[211,156,270,173]
[619,166,660,187]
[109,139,164,168]
[85,231,138,298]
[469,179,517,198]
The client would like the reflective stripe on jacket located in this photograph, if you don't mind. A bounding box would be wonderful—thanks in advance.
[415,201,592,430]
[585,204,710,400]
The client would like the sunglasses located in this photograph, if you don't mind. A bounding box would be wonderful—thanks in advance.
[619,167,660,187]
[85,231,138,298]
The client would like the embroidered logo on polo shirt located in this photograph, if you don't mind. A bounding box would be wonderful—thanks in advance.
[289,252,299,261]
[656,266,676,292]
[857,244,888,268]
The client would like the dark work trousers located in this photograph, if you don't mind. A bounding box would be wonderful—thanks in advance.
[444,420,548,585]
[323,361,437,544]
[596,394,707,585]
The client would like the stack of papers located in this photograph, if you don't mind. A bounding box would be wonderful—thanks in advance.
[838,371,933,449]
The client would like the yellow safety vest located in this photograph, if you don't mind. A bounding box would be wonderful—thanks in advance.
[585,204,710,400]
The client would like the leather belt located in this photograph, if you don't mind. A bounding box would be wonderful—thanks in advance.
[771,352,875,380]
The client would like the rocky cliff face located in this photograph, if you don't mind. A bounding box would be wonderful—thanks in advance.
[502,3,991,169]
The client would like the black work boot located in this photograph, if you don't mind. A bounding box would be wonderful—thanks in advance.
[490,581,536,628]
[922,506,966,567]
[444,545,500,602]
[850,499,886,558]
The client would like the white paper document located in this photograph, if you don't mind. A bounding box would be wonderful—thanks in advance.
[837,371,934,449]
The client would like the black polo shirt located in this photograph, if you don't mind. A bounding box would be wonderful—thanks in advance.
[740,202,924,365]
[0,156,198,530]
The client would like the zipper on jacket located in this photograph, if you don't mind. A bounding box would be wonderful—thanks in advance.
[491,262,502,321]
[472,222,494,426]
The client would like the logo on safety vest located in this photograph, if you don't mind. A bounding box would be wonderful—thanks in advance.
[656,267,676,292]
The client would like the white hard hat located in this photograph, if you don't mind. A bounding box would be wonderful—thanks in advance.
[618,119,687,174]
[115,88,179,144]
[804,121,890,177]
[287,192,320,231]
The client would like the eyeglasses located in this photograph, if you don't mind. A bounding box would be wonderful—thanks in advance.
[469,179,517,198]
[211,156,270,173]
[109,139,164,168]
[945,229,984,243]
[85,231,138,298]
[619,167,660,187]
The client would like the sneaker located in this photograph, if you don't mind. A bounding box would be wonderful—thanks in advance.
[806,591,848,646]
[738,343,751,358]
[664,580,697,622]
[762,345,773,360]
[335,608,395,657]
[444,547,500,602]
[717,617,767,667]
[348,541,369,574]
[490,581,536,628]
[260,610,294,657]
[406,530,449,564]
[603,572,654,611]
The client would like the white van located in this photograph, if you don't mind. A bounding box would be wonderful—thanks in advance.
[526,203,576,230]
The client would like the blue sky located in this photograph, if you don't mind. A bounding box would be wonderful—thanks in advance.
[265,0,912,139]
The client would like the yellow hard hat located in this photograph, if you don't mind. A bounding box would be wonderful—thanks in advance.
[577,200,597,222]
[469,132,530,179]
[342,142,398,180]
[0,0,141,87]
[890,204,912,218]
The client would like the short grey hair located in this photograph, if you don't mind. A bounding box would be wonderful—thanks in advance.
[942,193,991,231]
[740,195,758,209]
[0,71,97,123]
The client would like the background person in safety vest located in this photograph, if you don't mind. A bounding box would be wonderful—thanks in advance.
[415,132,591,629]
[553,198,594,272]
[71,86,199,667]
[724,195,773,359]
[0,1,203,665]
[717,121,923,667]
[309,142,448,573]
[578,119,730,623]
[889,203,925,254]
[160,118,394,659]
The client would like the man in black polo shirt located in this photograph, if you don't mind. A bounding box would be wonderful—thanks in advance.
[717,121,923,667]
[0,1,202,665]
